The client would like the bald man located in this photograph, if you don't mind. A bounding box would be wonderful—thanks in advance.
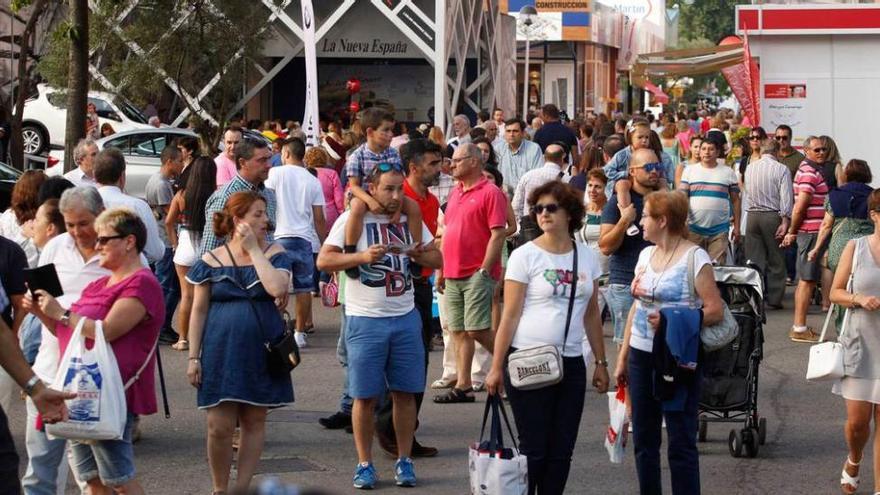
[598,148,661,344]
[512,143,570,220]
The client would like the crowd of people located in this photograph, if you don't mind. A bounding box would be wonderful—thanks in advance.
[0,100,878,495]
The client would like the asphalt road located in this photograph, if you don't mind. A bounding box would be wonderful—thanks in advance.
[9,286,859,494]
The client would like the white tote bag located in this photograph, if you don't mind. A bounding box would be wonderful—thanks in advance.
[47,319,128,441]
[806,264,855,382]
[469,396,528,495]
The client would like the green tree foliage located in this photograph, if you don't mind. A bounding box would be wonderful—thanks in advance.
[678,0,740,45]
[39,0,278,150]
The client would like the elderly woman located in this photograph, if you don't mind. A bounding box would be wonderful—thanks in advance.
[25,207,164,495]
[0,169,46,267]
[20,187,107,495]
[186,191,292,494]
[615,190,725,495]
[808,159,874,273]
[486,181,609,495]
[829,189,880,495]
[576,168,610,276]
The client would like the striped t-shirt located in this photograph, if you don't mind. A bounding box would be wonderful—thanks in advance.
[680,164,740,237]
[793,161,829,234]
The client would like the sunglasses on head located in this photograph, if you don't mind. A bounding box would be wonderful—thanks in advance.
[636,162,664,174]
[531,203,560,215]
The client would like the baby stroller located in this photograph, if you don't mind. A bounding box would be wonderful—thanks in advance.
[697,265,766,458]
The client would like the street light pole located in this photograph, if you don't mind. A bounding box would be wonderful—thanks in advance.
[519,6,537,121]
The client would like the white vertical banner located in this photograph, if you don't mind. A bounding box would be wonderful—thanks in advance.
[301,0,320,147]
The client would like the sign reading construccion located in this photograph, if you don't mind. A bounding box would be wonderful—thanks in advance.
[535,0,590,12]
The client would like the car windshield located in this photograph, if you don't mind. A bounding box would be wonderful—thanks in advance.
[116,100,148,124]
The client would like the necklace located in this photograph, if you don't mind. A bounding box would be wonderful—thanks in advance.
[647,237,683,303]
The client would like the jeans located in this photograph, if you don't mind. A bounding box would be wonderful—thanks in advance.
[23,398,71,495]
[153,246,180,333]
[606,284,635,344]
[629,347,701,495]
[0,406,20,495]
[336,306,352,415]
[19,313,43,365]
[505,355,586,495]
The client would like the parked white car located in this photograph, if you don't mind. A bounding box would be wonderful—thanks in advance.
[19,84,153,154]
[47,128,198,199]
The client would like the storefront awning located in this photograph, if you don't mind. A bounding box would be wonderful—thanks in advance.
[631,43,745,88]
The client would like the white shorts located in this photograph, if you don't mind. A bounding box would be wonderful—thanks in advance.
[173,229,201,267]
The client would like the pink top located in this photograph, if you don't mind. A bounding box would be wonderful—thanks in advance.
[676,130,693,153]
[215,153,237,188]
[56,268,165,415]
[316,168,345,228]
[441,178,508,280]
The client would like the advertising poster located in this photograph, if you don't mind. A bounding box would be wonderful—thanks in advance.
[763,82,808,146]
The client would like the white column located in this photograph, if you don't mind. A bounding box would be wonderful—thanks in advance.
[434,0,446,131]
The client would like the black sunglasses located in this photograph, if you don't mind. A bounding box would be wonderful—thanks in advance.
[95,234,128,246]
[749,135,762,140]
[812,147,828,153]
[774,135,790,141]
[531,203,560,215]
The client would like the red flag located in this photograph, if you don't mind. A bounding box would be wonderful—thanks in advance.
[720,31,761,125]
[644,81,670,104]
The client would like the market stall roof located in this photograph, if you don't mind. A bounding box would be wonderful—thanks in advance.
[631,43,745,87]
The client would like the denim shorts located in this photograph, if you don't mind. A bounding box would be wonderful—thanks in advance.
[69,413,137,486]
[277,237,316,293]
[605,284,634,344]
[346,308,426,399]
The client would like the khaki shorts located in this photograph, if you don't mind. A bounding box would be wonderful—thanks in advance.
[688,231,728,264]
[444,271,495,331]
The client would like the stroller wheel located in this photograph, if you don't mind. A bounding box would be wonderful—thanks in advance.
[728,429,743,458]
[758,417,767,445]
[698,419,707,442]
[744,428,759,458]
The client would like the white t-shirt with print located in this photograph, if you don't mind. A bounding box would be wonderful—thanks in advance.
[630,246,712,353]
[505,241,603,357]
[325,210,433,318]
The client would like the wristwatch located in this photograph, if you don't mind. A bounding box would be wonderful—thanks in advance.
[478,268,490,278]
[595,359,609,367]
[59,309,72,326]
[24,375,42,397]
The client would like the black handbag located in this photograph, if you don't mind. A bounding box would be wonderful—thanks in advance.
[224,244,300,376]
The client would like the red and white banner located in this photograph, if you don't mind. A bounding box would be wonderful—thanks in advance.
[720,32,760,126]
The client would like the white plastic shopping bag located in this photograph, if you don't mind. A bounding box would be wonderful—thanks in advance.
[469,395,528,495]
[605,387,629,463]
[46,319,127,441]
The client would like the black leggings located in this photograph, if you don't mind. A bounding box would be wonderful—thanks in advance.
[505,355,587,495]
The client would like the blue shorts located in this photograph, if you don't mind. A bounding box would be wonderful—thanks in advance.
[346,308,426,399]
[70,413,137,486]
[277,237,316,293]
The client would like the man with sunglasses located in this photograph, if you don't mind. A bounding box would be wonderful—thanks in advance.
[318,162,442,489]
[680,136,741,264]
[774,125,805,177]
[599,148,662,345]
[781,136,831,343]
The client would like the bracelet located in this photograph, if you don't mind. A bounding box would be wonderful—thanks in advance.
[188,357,201,362]
[851,293,859,308]
[595,359,609,367]
[24,375,41,397]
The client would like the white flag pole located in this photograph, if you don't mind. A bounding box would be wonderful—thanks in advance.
[301,0,320,147]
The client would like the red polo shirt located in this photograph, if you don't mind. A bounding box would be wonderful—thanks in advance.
[403,179,440,278]
[442,178,508,280]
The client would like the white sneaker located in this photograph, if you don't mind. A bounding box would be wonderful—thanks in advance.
[295,331,308,348]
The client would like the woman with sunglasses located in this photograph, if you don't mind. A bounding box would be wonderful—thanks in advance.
[25,208,165,495]
[486,181,609,495]
[615,190,725,495]
[738,127,767,185]
[829,189,880,495]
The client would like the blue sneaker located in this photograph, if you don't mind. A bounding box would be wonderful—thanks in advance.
[395,457,417,487]
[353,462,378,489]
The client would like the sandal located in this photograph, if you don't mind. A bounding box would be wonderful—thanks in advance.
[171,340,189,351]
[431,378,457,389]
[841,456,860,494]
[433,388,475,404]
